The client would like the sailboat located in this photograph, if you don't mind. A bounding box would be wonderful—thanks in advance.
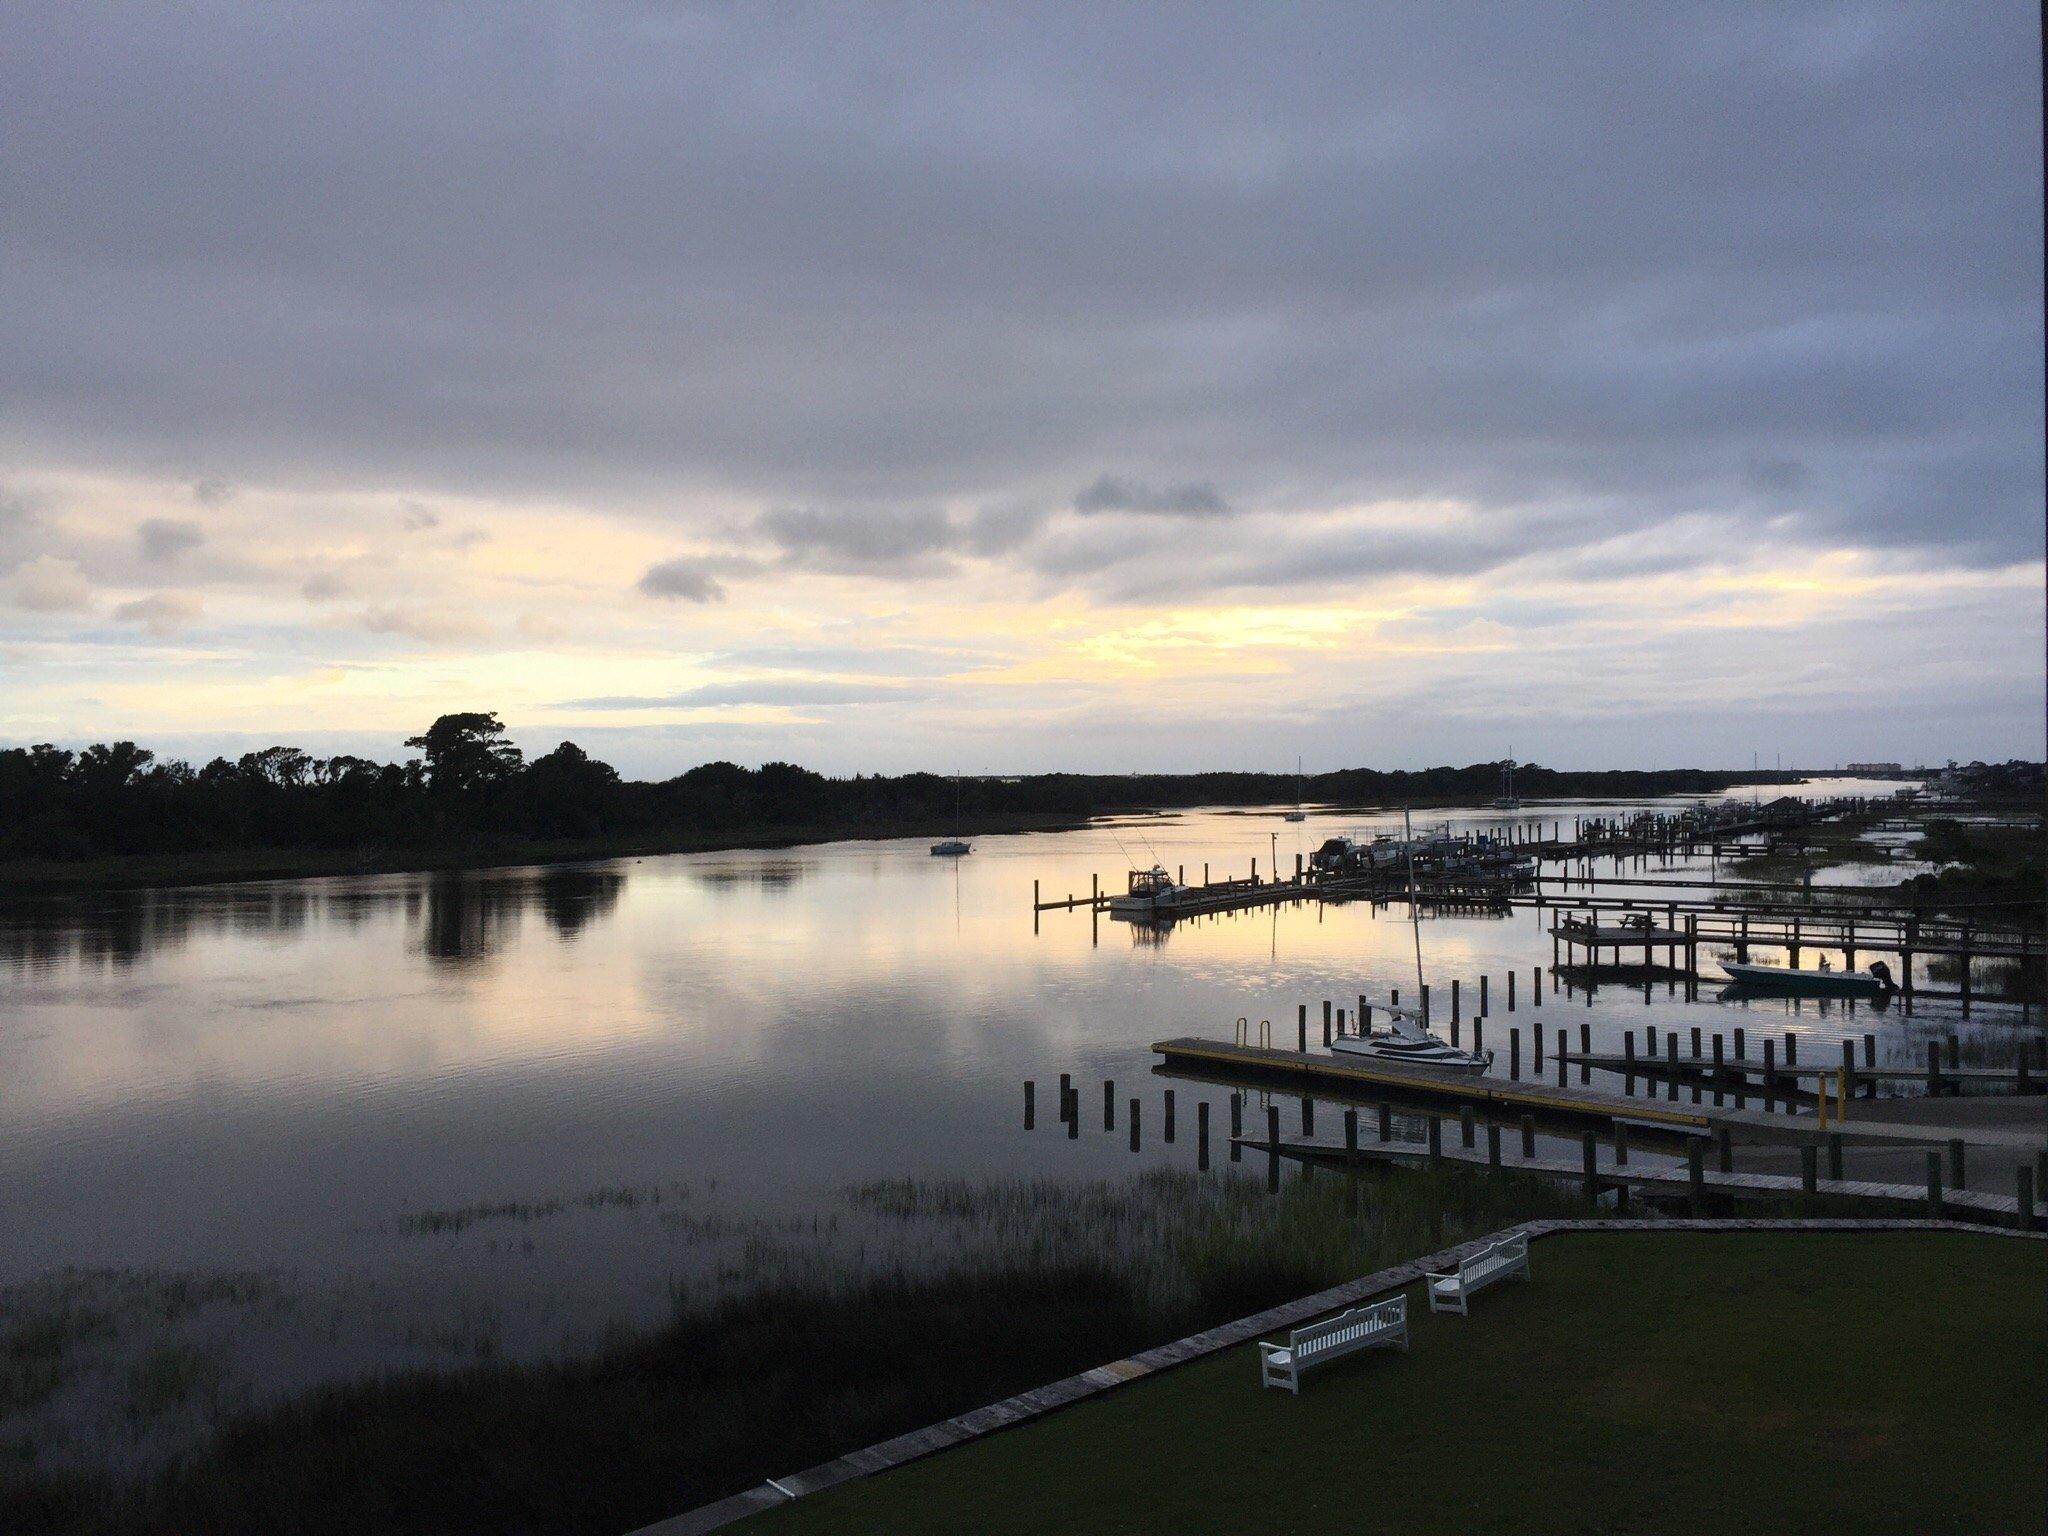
[930,773,972,856]
[1282,756,1307,822]
[1331,806,1493,1074]
[1492,750,1521,810]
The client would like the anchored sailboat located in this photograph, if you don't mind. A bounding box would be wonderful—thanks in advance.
[1492,750,1521,810]
[1331,806,1493,1074]
[930,773,972,856]
[1282,756,1307,821]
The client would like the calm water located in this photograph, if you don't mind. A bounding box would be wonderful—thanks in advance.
[0,776,2018,1456]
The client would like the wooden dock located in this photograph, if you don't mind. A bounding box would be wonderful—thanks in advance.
[1233,1135,2030,1226]
[1561,1050,2046,1096]
[1154,1036,1719,1135]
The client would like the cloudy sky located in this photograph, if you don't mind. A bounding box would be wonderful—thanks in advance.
[2,2,2040,776]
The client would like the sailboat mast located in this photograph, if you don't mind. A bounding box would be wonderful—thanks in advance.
[1402,806,1426,1029]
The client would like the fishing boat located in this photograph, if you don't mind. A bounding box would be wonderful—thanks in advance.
[1331,807,1493,1074]
[1107,865,1190,916]
[1282,756,1307,821]
[929,774,972,856]
[1719,960,1895,998]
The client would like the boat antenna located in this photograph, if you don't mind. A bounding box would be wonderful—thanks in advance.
[1401,804,1427,1032]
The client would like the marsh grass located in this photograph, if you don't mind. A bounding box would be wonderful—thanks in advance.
[5,1163,1580,1535]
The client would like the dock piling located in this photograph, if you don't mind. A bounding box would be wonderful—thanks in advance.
[1487,1121,1501,1168]
[1948,1138,1966,1191]
[1104,1079,1115,1130]
[1509,1028,1520,1080]
[1163,1089,1175,1143]
[1378,1103,1392,1143]
[1581,1132,1599,1203]
[2019,1165,2035,1230]
[1800,1144,1818,1198]
[1344,1108,1358,1156]
[1614,1121,1629,1166]
[1925,1152,1943,1216]
[1302,1096,1314,1136]
[1129,1098,1140,1151]
[1520,1114,1536,1158]
[1428,1115,1443,1162]
[1827,1131,1843,1182]
[1688,1143,1705,1215]
[1459,1106,1475,1149]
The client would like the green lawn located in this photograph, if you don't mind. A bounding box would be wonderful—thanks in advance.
[746,1232,2046,1536]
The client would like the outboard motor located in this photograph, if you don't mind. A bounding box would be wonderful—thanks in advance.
[1868,959,1897,992]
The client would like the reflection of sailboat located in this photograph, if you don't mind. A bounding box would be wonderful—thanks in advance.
[1331,807,1493,1075]
[1283,756,1307,821]
[930,773,972,856]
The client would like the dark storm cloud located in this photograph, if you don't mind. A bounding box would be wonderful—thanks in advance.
[0,1,2038,577]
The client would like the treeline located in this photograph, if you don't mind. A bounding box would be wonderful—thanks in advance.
[1,711,1806,864]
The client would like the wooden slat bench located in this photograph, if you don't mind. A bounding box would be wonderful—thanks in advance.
[1426,1232,1529,1314]
[1257,1295,1408,1393]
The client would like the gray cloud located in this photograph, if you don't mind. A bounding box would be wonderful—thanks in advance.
[639,556,736,602]
[191,477,234,507]
[114,590,201,634]
[562,680,928,710]
[1073,475,1230,517]
[301,571,348,601]
[8,554,91,611]
[138,517,205,561]
[356,604,487,643]
[754,507,961,575]
[1,1,2031,582]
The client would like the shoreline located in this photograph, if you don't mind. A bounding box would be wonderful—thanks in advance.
[0,811,1097,895]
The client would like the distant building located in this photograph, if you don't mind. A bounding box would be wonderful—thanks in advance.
[1844,762,1904,777]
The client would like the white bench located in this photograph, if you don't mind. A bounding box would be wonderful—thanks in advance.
[1426,1232,1529,1314]
[1257,1295,1407,1393]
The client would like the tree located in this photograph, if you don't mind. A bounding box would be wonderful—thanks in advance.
[404,713,523,794]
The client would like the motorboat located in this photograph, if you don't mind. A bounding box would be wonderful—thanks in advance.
[1331,1012,1495,1075]
[1108,865,1189,916]
[1719,960,1894,998]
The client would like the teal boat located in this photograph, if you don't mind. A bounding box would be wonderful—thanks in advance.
[1719,960,1895,998]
